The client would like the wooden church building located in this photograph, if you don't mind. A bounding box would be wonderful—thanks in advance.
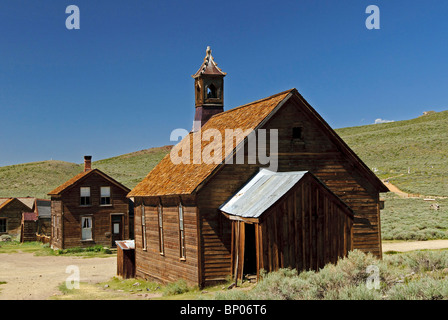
[128,47,388,287]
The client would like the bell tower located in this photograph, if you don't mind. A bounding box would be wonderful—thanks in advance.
[192,46,226,131]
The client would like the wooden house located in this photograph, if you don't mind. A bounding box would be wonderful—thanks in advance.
[0,198,33,238]
[48,156,131,249]
[127,47,388,287]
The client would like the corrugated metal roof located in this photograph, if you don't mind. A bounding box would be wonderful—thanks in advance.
[36,199,51,218]
[220,169,308,218]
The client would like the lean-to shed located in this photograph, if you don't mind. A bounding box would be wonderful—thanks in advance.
[220,169,353,281]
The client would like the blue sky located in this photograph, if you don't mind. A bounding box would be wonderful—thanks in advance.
[1,0,447,166]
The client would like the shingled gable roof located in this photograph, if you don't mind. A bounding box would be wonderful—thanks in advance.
[48,169,130,196]
[291,89,389,193]
[129,89,293,197]
[128,88,388,198]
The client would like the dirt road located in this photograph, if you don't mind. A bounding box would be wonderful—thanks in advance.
[382,180,410,198]
[382,240,448,252]
[0,252,116,300]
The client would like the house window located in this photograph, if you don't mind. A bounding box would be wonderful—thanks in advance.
[292,127,303,140]
[178,204,186,260]
[0,218,6,233]
[158,204,164,255]
[141,205,147,251]
[100,187,111,205]
[80,187,91,206]
[81,216,93,240]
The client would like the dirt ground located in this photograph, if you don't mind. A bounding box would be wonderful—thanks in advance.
[0,252,116,300]
[382,239,448,252]
[2,239,448,300]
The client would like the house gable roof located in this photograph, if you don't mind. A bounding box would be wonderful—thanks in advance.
[288,91,389,193]
[48,169,130,196]
[0,198,15,211]
[128,88,387,198]
[128,89,293,197]
[0,198,33,212]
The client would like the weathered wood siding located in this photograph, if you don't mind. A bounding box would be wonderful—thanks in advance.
[21,220,38,242]
[50,199,63,249]
[50,172,130,249]
[196,97,383,285]
[37,218,51,236]
[134,196,199,285]
[117,246,135,279]
[197,164,259,286]
[262,96,383,257]
[255,174,353,276]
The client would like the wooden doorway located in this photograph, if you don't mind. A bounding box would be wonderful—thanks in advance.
[232,221,259,284]
[244,223,257,276]
[111,214,123,247]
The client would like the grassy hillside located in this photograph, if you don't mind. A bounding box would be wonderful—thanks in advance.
[0,146,172,199]
[0,160,81,199]
[335,110,448,197]
[1,110,447,200]
[93,145,172,188]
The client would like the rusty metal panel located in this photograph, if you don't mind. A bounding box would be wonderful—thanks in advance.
[115,239,135,250]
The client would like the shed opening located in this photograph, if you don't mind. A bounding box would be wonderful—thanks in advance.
[244,223,257,276]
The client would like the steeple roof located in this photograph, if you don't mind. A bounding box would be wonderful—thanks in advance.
[192,46,227,78]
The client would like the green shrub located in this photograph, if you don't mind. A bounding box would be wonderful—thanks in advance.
[0,235,12,242]
[325,283,383,300]
[387,277,448,300]
[57,245,112,255]
[215,289,251,300]
[163,279,191,296]
[216,250,400,300]
[388,250,448,273]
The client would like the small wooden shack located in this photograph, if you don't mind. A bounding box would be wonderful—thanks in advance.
[116,240,136,279]
[220,169,353,281]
